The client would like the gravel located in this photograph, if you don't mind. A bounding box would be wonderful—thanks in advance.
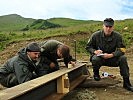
[62,88,98,100]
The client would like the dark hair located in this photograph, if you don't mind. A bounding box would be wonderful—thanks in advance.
[59,45,70,58]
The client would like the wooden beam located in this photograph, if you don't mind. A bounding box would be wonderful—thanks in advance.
[0,63,88,100]
[44,75,88,100]
[57,74,70,93]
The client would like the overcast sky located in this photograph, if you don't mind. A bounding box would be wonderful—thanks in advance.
[0,0,133,21]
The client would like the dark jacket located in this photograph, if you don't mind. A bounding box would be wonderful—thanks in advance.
[0,48,46,84]
[40,40,74,66]
[86,30,126,58]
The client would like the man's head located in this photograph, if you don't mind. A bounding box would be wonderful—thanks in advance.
[103,18,114,36]
[26,42,41,61]
[57,45,70,58]
[104,18,114,27]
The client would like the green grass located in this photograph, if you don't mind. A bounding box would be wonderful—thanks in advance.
[0,23,101,51]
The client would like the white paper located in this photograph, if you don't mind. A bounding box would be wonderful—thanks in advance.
[97,53,105,56]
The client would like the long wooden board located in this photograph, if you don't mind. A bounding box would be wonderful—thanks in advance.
[0,62,88,100]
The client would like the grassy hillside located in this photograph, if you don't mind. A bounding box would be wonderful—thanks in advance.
[115,19,133,46]
[0,14,100,31]
[0,14,132,53]
[0,22,101,51]
[22,19,61,31]
[48,17,100,26]
[0,14,34,31]
[22,18,100,31]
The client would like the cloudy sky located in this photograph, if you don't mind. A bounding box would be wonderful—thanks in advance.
[0,0,133,20]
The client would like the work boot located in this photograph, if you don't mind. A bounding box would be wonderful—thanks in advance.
[94,74,101,81]
[123,77,133,92]
[93,69,101,81]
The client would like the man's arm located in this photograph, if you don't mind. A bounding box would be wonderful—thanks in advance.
[64,55,76,67]
[112,33,126,57]
[86,33,98,55]
[14,62,33,84]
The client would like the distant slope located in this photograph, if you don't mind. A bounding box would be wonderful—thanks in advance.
[0,14,35,31]
[22,19,61,31]
[23,18,99,31]
[48,18,100,26]
[0,14,100,31]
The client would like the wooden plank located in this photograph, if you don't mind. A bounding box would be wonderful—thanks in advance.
[0,63,86,100]
[57,74,69,93]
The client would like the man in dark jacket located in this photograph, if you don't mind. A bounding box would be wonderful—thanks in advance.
[0,42,47,87]
[40,40,76,73]
[86,18,133,92]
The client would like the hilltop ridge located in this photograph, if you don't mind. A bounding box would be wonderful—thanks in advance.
[0,14,100,31]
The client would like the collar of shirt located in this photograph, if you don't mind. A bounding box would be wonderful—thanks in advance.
[27,54,40,66]
[101,30,114,42]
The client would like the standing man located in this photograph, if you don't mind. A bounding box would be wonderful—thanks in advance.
[86,18,133,92]
[0,42,47,87]
[40,40,76,73]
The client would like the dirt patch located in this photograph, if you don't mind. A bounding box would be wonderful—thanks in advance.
[62,88,98,100]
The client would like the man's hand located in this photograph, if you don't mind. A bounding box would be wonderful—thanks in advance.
[69,61,76,67]
[49,62,56,68]
[102,53,114,59]
[94,50,103,55]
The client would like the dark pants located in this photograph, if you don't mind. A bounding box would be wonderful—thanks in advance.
[0,73,18,88]
[90,55,129,78]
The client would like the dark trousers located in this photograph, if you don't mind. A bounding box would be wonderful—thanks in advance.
[90,55,130,78]
[0,73,18,88]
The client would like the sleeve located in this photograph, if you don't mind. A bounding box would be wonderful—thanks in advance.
[40,53,52,65]
[85,33,96,55]
[112,34,126,57]
[14,62,33,84]
[35,57,50,76]
[0,66,8,74]
[40,41,56,65]
[64,55,76,67]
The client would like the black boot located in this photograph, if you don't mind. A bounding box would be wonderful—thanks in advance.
[123,77,133,92]
[93,69,101,81]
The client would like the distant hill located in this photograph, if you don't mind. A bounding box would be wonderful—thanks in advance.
[1,14,133,32]
[0,14,100,31]
[21,19,61,31]
[48,18,100,26]
[0,14,35,31]
[22,18,99,31]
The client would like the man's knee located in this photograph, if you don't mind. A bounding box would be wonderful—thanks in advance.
[119,55,127,60]
[91,55,102,65]
[0,73,18,88]
[0,73,7,87]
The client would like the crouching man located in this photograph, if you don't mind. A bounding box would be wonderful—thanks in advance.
[86,18,133,92]
[40,39,76,73]
[0,42,47,87]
